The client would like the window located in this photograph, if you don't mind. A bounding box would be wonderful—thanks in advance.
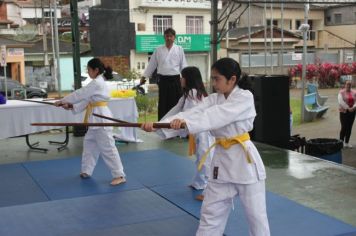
[153,16,172,34]
[186,16,203,34]
[137,62,141,70]
[142,62,145,70]
[296,20,301,30]
[334,13,342,24]
[266,19,278,26]
[44,11,54,18]
[228,21,236,29]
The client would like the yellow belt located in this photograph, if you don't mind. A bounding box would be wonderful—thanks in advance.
[83,101,108,123]
[197,132,252,171]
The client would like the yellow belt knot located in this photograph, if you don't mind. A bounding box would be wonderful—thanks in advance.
[197,132,252,171]
[83,101,108,123]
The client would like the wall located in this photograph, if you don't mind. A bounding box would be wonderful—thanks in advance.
[5,48,25,84]
[59,56,92,91]
[323,25,356,46]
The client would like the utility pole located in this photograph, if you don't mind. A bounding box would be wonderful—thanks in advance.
[210,0,218,66]
[53,0,61,97]
[71,0,81,90]
[41,0,49,66]
[301,2,309,123]
[70,0,86,137]
[50,0,57,91]
[210,0,218,93]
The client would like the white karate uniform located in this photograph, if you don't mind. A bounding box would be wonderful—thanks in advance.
[60,75,125,178]
[157,89,215,190]
[143,44,188,77]
[164,86,270,236]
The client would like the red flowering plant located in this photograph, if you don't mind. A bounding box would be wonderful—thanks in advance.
[306,64,318,81]
[352,62,356,74]
[288,62,353,88]
[316,63,337,88]
[339,63,353,75]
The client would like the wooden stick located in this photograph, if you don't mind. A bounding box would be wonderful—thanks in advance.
[31,122,186,129]
[42,98,61,101]
[92,113,131,124]
[22,99,56,106]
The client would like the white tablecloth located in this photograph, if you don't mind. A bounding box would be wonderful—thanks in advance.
[0,98,139,142]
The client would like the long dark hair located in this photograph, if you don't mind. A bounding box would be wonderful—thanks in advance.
[87,58,113,80]
[211,58,251,91]
[181,66,208,101]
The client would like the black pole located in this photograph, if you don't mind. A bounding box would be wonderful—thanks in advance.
[70,0,81,90]
[210,0,218,65]
[70,0,86,136]
[210,0,218,93]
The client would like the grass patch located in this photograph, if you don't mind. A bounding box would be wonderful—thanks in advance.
[290,98,301,126]
[138,112,158,123]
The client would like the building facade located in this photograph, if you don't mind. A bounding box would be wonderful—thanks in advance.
[129,0,219,82]
[219,2,356,74]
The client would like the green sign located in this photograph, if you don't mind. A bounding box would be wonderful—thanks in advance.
[136,34,219,53]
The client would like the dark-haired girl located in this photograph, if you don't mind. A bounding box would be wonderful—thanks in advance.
[154,66,215,192]
[55,58,126,186]
[148,58,270,235]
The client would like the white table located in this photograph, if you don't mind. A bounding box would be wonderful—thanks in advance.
[0,98,139,150]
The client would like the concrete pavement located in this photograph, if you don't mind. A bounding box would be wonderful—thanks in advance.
[291,88,356,168]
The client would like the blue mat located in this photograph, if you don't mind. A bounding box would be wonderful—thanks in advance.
[0,189,192,236]
[152,182,356,236]
[23,157,144,200]
[0,164,48,207]
[121,149,196,187]
[64,215,199,236]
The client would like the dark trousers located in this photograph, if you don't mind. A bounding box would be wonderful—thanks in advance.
[157,74,182,120]
[339,111,356,143]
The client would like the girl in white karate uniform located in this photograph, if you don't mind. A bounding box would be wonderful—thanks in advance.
[55,58,126,186]
[156,66,215,192]
[143,58,270,236]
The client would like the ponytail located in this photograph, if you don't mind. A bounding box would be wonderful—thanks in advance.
[103,66,113,80]
[237,72,253,92]
[87,58,113,80]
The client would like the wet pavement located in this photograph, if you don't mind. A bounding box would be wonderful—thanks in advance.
[290,88,356,168]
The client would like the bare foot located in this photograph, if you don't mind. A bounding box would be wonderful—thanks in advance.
[80,173,90,179]
[110,177,126,186]
[195,194,204,201]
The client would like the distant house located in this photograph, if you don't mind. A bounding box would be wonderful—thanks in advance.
[218,2,356,74]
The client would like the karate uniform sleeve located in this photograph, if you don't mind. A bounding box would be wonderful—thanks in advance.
[155,97,185,139]
[175,90,256,134]
[61,80,99,104]
[180,47,188,71]
[72,99,89,114]
[143,50,158,78]
[161,96,185,120]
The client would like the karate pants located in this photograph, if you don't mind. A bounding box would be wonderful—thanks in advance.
[191,133,214,190]
[157,75,182,120]
[196,180,270,236]
[81,128,125,178]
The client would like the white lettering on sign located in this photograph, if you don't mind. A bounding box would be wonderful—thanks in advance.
[177,36,192,43]
[8,48,24,57]
[292,53,302,61]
